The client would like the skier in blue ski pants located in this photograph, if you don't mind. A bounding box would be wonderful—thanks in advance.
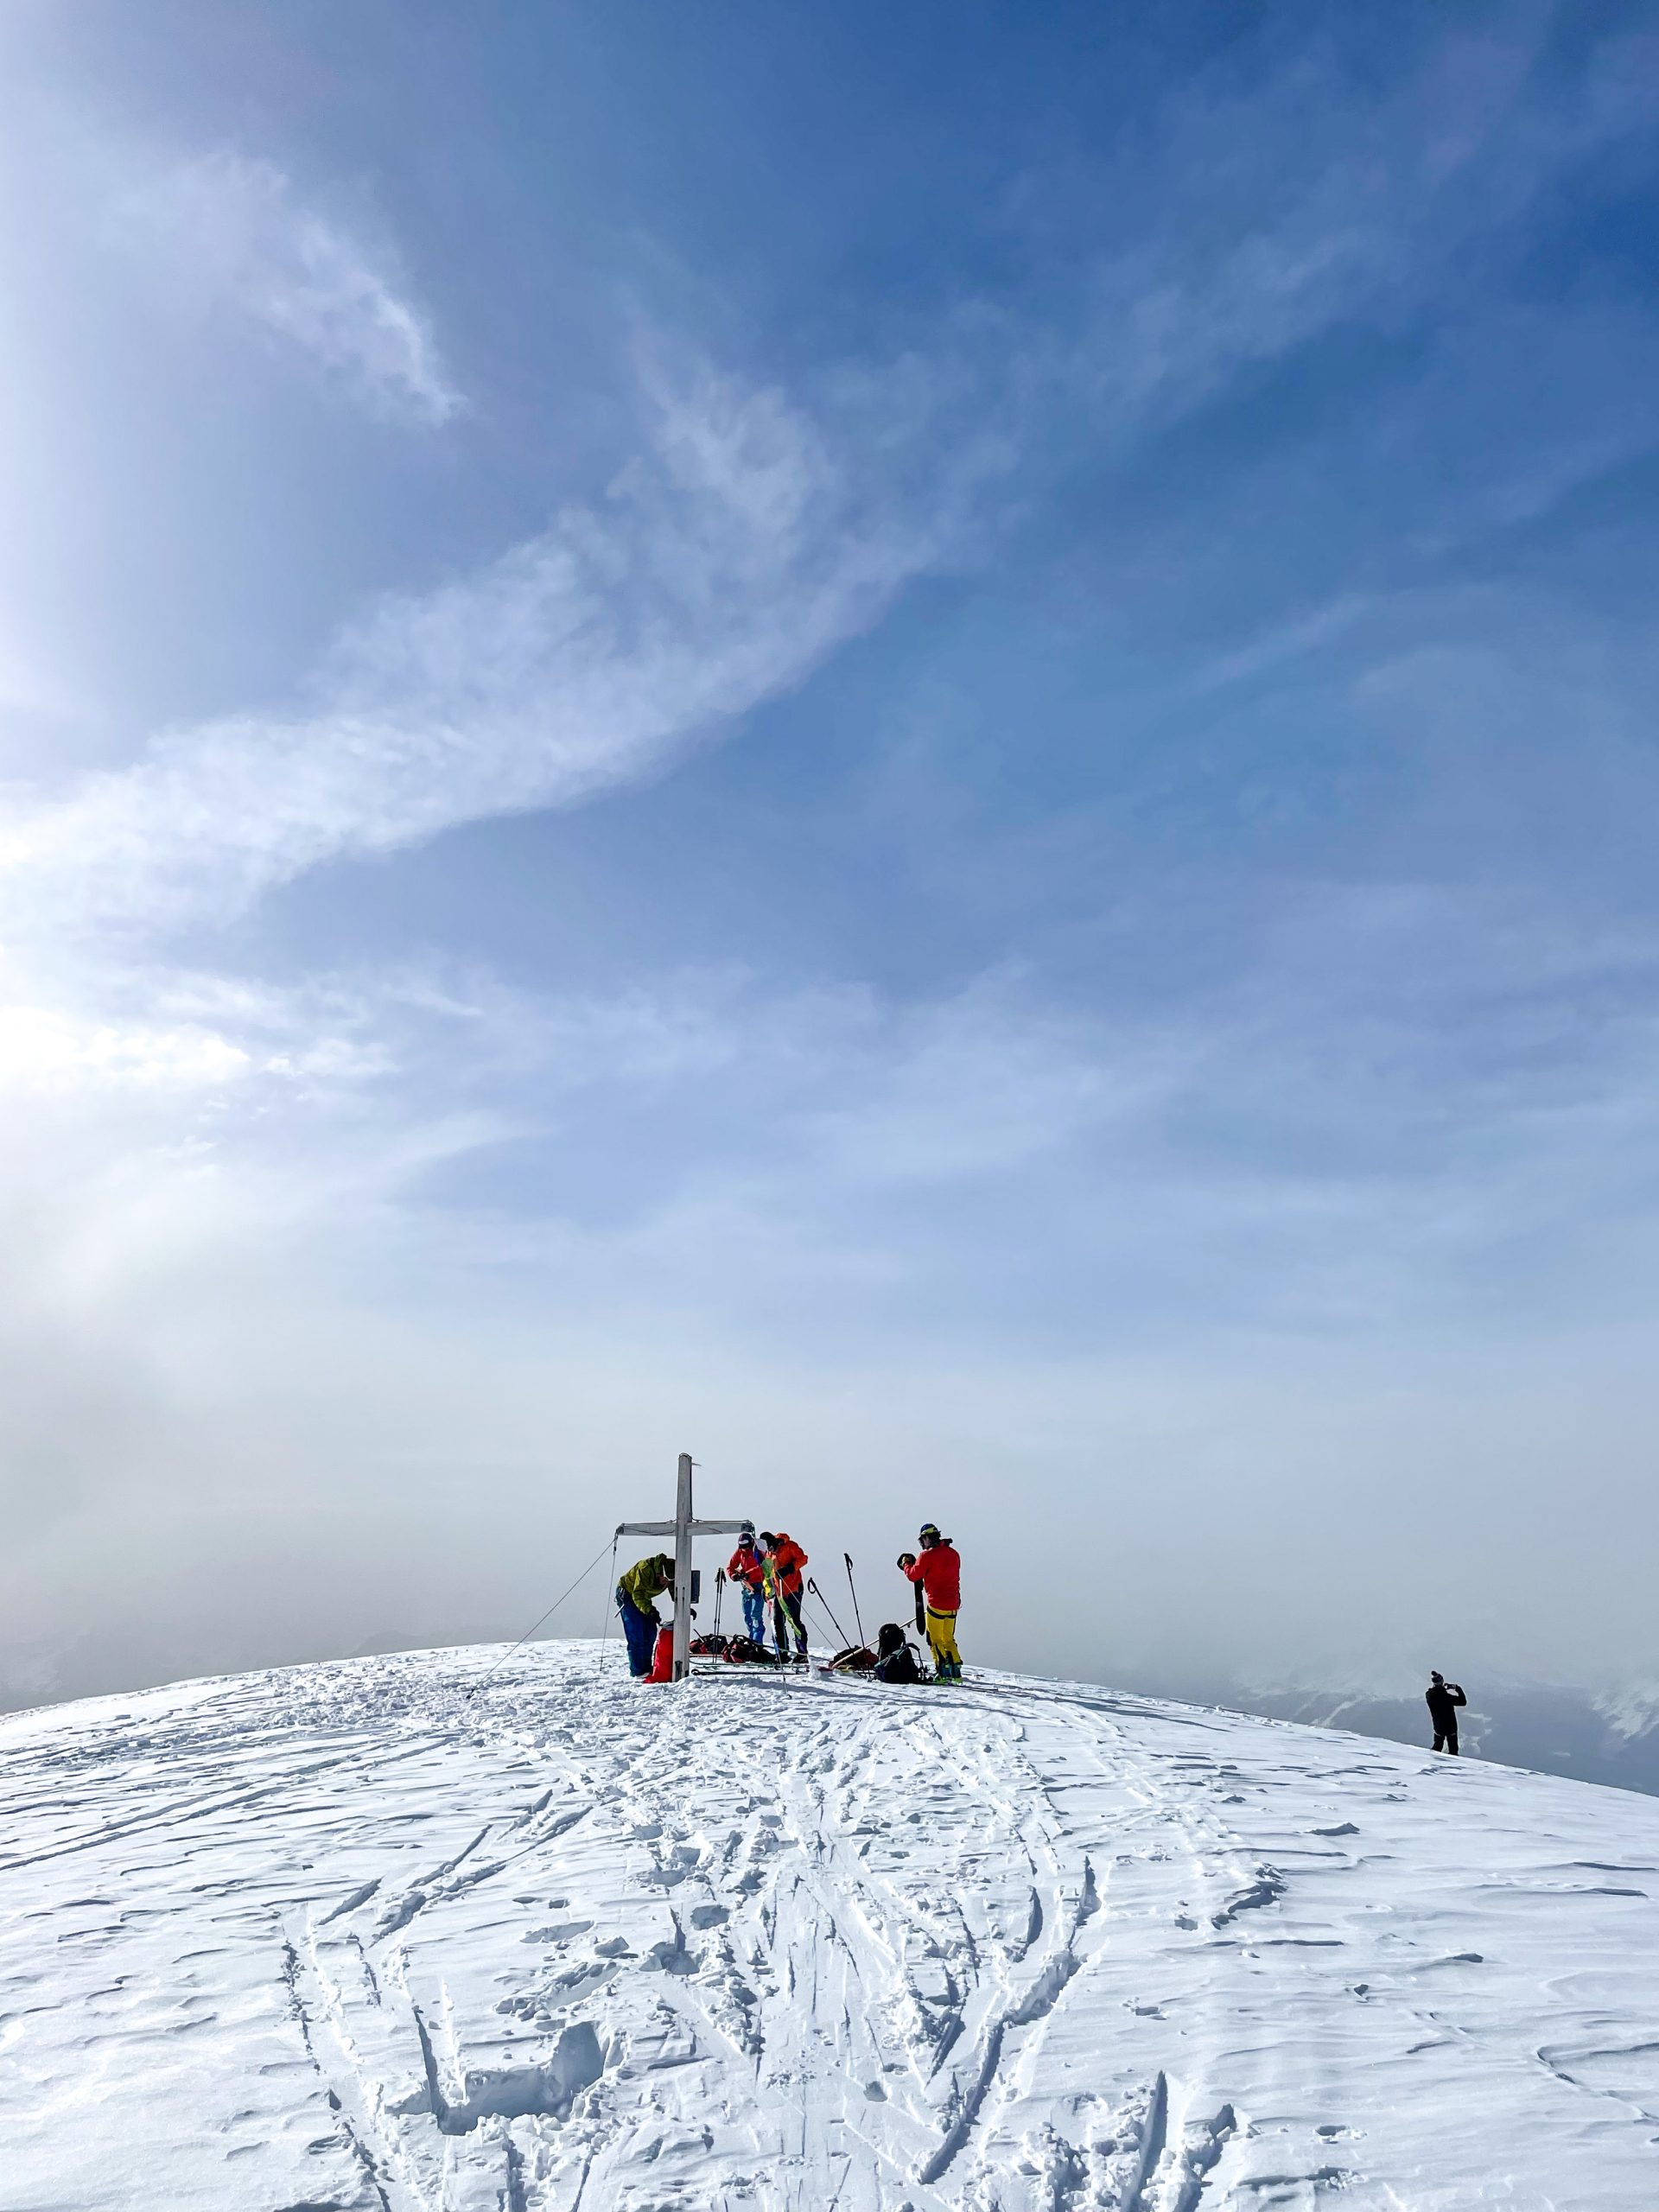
[616,1554,674,1677]
[728,1525,768,1645]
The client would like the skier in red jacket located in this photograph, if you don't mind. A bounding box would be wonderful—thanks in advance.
[727,1522,768,1645]
[899,1523,963,1681]
[760,1531,809,1663]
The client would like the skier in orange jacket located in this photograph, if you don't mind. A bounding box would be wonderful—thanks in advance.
[760,1531,809,1663]
[899,1523,963,1681]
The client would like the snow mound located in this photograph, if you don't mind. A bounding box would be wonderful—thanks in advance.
[3,1642,1659,2209]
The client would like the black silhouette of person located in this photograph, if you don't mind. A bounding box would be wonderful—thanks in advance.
[1427,1670,1467,1755]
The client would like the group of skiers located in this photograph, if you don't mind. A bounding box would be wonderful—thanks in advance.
[613,1520,963,1683]
[724,1524,810,1662]
[620,1539,1473,1751]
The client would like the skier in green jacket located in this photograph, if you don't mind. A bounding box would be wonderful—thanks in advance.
[616,1553,675,1677]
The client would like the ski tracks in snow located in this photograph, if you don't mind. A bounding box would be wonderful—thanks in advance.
[281,1665,1267,2210]
[895,1690,1249,2212]
[5,1644,1659,2209]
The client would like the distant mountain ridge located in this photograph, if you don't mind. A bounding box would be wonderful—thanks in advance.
[1181,1675,1659,1798]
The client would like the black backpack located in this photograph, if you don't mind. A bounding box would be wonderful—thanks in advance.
[872,1623,924,1683]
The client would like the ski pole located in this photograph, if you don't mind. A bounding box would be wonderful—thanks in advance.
[714,1568,726,1638]
[842,1553,865,1646]
[805,1577,850,1649]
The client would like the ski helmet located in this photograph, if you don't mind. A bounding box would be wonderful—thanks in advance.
[918,1522,942,1547]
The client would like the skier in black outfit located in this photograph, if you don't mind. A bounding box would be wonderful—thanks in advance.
[1427,1670,1467,1754]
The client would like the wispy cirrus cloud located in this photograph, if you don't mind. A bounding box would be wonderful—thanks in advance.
[118,149,463,426]
[0,353,963,933]
[1048,17,1659,445]
[26,21,1656,949]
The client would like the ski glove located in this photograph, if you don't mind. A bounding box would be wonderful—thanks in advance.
[897,1552,916,1570]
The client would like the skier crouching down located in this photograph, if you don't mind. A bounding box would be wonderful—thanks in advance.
[727,1522,768,1645]
[616,1553,675,1678]
[760,1530,809,1662]
[900,1523,963,1681]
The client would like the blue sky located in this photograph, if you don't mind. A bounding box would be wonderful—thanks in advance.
[3,1,1659,1699]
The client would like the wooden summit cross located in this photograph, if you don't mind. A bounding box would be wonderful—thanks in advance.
[616,1452,749,1681]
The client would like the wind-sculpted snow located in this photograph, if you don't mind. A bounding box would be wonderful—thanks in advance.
[3,1648,1659,2208]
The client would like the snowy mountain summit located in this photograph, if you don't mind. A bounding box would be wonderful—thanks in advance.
[4,1645,1658,2209]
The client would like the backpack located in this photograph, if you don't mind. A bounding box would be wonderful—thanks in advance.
[872,1623,924,1683]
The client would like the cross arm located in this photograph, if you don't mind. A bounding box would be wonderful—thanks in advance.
[615,1518,751,1539]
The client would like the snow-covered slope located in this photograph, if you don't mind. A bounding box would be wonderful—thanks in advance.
[3,1645,1658,2210]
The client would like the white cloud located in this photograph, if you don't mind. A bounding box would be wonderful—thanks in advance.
[0,355,951,933]
[0,1002,251,1092]
[119,149,462,426]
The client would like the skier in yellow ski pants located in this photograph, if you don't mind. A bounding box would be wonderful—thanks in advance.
[899,1522,963,1682]
[923,1605,962,1676]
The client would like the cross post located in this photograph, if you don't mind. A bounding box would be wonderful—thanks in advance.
[616,1452,749,1681]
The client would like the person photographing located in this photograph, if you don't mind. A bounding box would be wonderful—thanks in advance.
[1427,1670,1467,1755]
